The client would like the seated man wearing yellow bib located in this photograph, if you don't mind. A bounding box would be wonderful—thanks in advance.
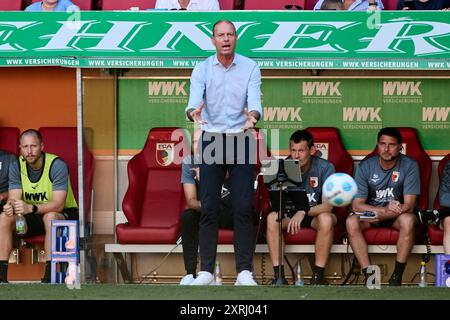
[0,129,78,283]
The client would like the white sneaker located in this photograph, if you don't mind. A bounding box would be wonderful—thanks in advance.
[234,270,258,286]
[190,271,215,286]
[179,274,195,285]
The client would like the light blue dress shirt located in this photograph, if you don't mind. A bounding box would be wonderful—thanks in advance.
[25,0,79,11]
[186,54,262,134]
[314,0,384,10]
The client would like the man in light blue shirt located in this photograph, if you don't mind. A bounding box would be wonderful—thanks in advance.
[314,0,384,10]
[186,42,262,133]
[185,20,262,286]
[25,0,79,11]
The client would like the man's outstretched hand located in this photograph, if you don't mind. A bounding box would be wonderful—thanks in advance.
[243,108,258,130]
[188,102,207,124]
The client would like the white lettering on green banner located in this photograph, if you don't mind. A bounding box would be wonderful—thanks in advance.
[0,11,448,69]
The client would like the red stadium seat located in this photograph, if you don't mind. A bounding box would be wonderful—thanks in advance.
[284,127,352,245]
[219,0,235,10]
[118,127,189,244]
[310,127,353,227]
[71,0,95,10]
[217,229,234,244]
[383,0,398,10]
[433,154,450,210]
[429,154,450,245]
[362,127,431,245]
[31,0,95,10]
[306,127,354,179]
[101,0,156,10]
[244,0,305,10]
[0,0,24,11]
[24,127,94,245]
[304,0,318,9]
[0,127,20,156]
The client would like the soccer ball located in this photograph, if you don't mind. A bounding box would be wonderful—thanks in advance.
[322,173,358,207]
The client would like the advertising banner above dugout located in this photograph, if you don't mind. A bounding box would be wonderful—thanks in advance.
[0,11,449,70]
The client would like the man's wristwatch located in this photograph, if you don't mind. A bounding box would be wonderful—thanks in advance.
[31,204,38,214]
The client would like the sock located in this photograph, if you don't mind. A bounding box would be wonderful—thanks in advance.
[362,267,371,284]
[42,260,51,280]
[393,261,406,276]
[313,265,325,277]
[362,267,368,277]
[439,207,450,220]
[0,260,8,282]
[186,269,196,276]
[273,265,285,278]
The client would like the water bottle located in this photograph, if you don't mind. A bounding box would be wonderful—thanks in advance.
[61,227,69,251]
[214,261,223,285]
[295,260,304,286]
[15,213,28,236]
[419,261,427,287]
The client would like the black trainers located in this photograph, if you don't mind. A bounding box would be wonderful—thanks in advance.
[41,276,51,283]
[363,274,370,287]
[388,273,402,287]
[41,261,51,283]
[0,279,8,284]
[310,271,327,285]
[271,276,289,285]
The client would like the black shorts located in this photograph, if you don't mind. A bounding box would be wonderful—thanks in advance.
[371,218,396,228]
[0,199,6,212]
[22,208,79,237]
[439,207,450,221]
[285,210,314,228]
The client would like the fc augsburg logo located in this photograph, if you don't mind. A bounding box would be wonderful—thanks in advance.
[310,177,319,188]
[156,143,174,166]
[392,171,400,183]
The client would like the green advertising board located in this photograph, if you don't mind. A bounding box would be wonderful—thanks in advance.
[118,77,450,156]
[0,11,449,69]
